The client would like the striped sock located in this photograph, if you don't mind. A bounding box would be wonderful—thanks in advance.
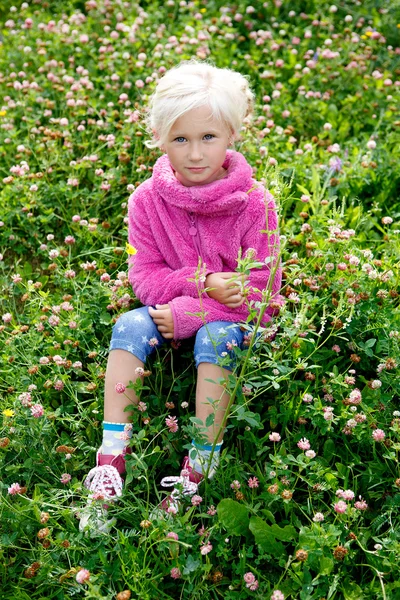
[100,421,132,456]
[189,439,223,476]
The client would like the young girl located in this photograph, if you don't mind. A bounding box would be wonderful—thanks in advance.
[80,59,281,531]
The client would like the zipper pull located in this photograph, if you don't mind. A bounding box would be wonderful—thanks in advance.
[189,212,197,236]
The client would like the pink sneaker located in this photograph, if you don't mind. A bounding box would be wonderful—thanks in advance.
[79,449,130,534]
[158,456,204,514]
[84,451,128,501]
[181,456,204,484]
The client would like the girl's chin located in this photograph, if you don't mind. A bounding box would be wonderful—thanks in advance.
[174,168,225,187]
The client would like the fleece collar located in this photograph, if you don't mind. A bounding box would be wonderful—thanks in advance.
[151,150,255,215]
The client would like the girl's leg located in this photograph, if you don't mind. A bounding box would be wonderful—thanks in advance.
[196,362,230,444]
[80,306,164,531]
[191,322,245,476]
[100,306,165,456]
[104,350,144,423]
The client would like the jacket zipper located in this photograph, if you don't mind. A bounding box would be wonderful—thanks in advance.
[188,211,203,258]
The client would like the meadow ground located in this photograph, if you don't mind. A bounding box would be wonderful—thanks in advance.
[0,1,399,598]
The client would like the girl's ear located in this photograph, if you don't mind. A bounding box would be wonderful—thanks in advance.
[153,129,161,142]
[153,131,165,152]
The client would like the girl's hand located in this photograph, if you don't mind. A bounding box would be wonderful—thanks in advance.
[205,272,247,308]
[148,304,175,339]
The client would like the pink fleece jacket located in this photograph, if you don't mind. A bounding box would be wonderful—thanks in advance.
[127,150,282,340]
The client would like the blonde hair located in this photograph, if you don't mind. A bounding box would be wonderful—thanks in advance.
[144,59,254,149]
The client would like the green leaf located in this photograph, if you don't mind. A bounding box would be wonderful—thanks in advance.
[319,556,334,575]
[249,517,285,556]
[205,414,215,428]
[342,579,364,600]
[324,472,338,486]
[23,261,33,277]
[124,465,134,486]
[311,167,320,194]
[98,547,108,564]
[328,103,338,115]
[189,417,204,426]
[99,311,112,325]
[80,318,93,329]
[235,408,261,428]
[328,574,341,599]
[217,499,249,536]
[183,554,200,575]
[33,484,43,502]
[296,184,310,196]
[38,275,49,287]
[299,526,318,549]
[136,429,148,441]
[243,414,260,428]
[261,509,276,524]
[335,463,348,478]
[270,523,297,542]
[323,439,336,461]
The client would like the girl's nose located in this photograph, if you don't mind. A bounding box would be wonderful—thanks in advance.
[188,143,203,161]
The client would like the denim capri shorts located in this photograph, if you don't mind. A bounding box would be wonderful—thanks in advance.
[109,306,249,371]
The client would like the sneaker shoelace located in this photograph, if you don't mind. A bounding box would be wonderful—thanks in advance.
[84,464,124,500]
[160,469,198,501]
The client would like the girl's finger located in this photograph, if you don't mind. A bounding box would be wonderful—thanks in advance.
[227,293,242,302]
[226,283,241,291]
[152,317,164,325]
[225,297,245,308]
[150,307,168,317]
[224,288,240,299]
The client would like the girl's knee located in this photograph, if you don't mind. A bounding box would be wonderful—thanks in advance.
[195,322,242,346]
[194,322,242,370]
[112,307,156,339]
[109,306,164,361]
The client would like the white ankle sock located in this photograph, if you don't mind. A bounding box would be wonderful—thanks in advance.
[189,439,223,476]
[100,421,132,456]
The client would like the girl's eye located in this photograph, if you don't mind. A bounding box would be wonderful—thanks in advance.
[174,137,186,143]
[204,134,214,140]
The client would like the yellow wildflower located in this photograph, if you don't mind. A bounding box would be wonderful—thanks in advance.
[3,409,15,417]
[125,242,137,255]
[0,110,6,116]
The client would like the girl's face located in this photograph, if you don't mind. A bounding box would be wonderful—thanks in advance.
[162,105,232,187]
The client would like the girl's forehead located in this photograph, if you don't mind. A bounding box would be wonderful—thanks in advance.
[170,107,228,134]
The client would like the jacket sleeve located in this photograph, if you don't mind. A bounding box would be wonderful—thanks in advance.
[240,188,283,319]
[127,186,206,305]
[169,189,284,340]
